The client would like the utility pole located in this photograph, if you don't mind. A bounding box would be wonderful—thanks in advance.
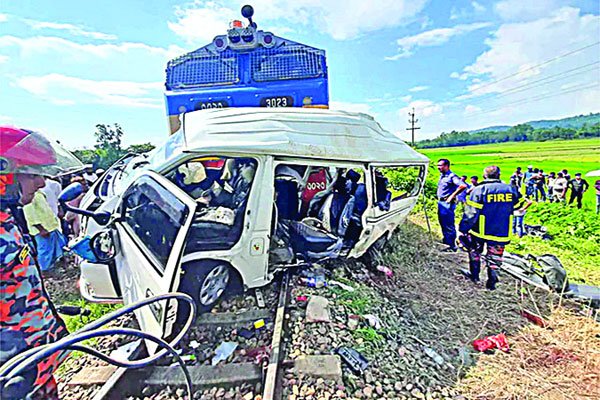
[407,108,420,146]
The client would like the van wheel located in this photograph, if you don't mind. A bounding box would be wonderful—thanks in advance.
[179,261,240,314]
[360,234,389,268]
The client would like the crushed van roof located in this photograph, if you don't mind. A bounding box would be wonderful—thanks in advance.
[182,108,429,164]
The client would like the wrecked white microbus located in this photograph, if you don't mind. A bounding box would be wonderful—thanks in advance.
[67,108,429,338]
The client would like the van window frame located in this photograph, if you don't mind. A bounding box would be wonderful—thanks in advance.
[370,163,426,207]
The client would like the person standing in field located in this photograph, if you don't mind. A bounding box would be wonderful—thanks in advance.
[567,173,589,209]
[552,172,568,203]
[511,167,523,189]
[524,166,535,198]
[436,159,467,252]
[534,169,546,202]
[547,172,556,202]
[457,175,470,204]
[594,179,600,214]
[512,181,533,238]
[459,166,518,290]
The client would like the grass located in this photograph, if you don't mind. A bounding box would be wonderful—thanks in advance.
[421,138,600,210]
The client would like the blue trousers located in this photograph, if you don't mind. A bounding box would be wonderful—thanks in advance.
[512,215,525,237]
[437,201,457,248]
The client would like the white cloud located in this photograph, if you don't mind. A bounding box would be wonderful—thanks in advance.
[450,71,469,80]
[400,95,412,102]
[471,2,486,13]
[461,7,600,96]
[420,16,433,30]
[0,14,8,23]
[0,55,8,64]
[386,22,491,59]
[399,99,443,119]
[0,35,181,60]
[495,0,562,21]
[330,101,372,115]
[409,85,429,92]
[464,104,482,114]
[22,19,117,41]
[14,74,163,108]
[449,7,460,21]
[169,0,429,43]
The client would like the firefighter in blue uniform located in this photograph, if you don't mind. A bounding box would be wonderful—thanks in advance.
[458,166,519,290]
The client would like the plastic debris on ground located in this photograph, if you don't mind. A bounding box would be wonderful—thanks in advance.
[245,346,270,365]
[347,314,360,330]
[238,327,255,339]
[336,346,369,375]
[329,279,355,292]
[108,340,140,361]
[520,309,548,327]
[423,347,445,365]
[363,314,382,329]
[189,340,201,350]
[211,341,238,366]
[253,319,265,330]
[376,265,393,277]
[472,333,510,353]
[300,275,327,288]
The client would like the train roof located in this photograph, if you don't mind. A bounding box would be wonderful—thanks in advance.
[180,108,429,164]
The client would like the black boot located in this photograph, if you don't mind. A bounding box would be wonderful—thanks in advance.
[486,268,499,290]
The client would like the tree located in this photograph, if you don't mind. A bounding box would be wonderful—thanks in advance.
[127,142,156,155]
[93,123,126,169]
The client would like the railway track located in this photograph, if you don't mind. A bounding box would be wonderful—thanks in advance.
[87,271,291,400]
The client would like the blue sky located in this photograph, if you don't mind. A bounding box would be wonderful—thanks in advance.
[1,0,598,148]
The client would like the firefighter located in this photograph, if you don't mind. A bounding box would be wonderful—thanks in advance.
[1,126,82,399]
[458,166,519,290]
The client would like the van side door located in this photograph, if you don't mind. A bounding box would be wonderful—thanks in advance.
[113,171,196,347]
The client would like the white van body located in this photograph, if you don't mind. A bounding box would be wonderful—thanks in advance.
[76,108,429,339]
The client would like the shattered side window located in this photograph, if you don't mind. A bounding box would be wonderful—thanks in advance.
[121,175,189,272]
[376,166,424,205]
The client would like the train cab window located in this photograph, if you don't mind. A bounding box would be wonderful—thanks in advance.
[373,166,424,209]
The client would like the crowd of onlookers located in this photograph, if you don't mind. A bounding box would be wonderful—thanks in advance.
[21,166,103,273]
[449,165,599,240]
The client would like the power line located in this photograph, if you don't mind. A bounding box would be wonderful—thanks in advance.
[464,82,599,119]
[406,108,421,146]
[468,41,600,94]
[461,61,600,107]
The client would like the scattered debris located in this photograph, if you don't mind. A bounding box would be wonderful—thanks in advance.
[300,275,328,288]
[253,319,265,330]
[211,341,238,366]
[347,314,360,330]
[520,309,548,327]
[306,296,331,323]
[423,347,445,365]
[255,288,266,308]
[336,346,369,375]
[238,327,255,339]
[376,265,393,277]
[329,279,355,292]
[472,333,510,353]
[363,314,382,329]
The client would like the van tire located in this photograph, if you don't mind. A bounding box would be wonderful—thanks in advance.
[360,233,389,268]
[178,260,241,315]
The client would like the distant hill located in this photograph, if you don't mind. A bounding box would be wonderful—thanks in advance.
[469,113,600,133]
[417,112,600,149]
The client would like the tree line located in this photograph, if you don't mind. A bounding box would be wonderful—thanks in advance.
[416,122,600,149]
[73,124,156,169]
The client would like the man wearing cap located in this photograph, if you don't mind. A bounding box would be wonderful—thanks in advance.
[567,173,589,209]
[82,165,98,186]
[1,126,82,399]
[436,159,467,252]
[458,166,519,290]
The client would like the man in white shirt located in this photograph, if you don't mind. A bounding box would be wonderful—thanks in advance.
[40,177,62,216]
[552,172,568,203]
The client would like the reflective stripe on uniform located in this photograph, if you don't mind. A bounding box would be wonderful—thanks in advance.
[472,214,510,242]
[466,199,483,209]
